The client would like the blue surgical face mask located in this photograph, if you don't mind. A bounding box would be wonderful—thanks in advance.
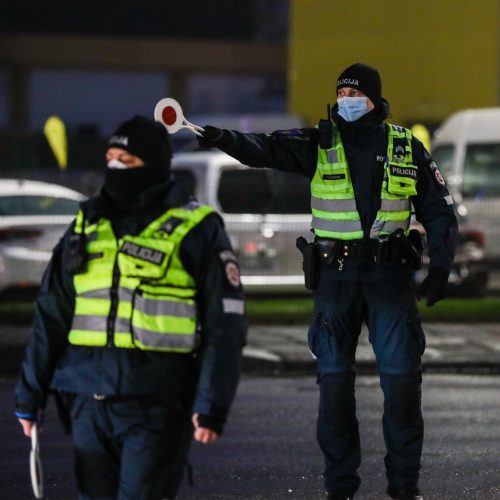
[337,96,370,122]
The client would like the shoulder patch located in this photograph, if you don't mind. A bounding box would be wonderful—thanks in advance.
[428,161,446,186]
[224,261,241,288]
[219,250,241,288]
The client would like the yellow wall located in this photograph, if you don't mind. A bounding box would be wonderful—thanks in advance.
[289,0,498,127]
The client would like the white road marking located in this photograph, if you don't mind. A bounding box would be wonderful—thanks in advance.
[423,347,443,359]
[477,341,500,353]
[426,337,467,346]
[243,347,281,362]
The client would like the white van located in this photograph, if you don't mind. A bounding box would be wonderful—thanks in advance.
[432,107,500,264]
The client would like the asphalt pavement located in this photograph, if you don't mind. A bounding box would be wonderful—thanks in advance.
[1,320,499,499]
[1,374,499,499]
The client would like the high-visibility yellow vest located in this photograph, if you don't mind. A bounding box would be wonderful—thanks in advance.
[68,202,215,352]
[311,124,417,240]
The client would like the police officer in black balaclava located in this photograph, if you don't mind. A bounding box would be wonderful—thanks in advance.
[16,115,247,499]
[103,115,173,210]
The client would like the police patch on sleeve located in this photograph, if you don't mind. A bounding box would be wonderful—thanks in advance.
[219,250,241,288]
[428,161,446,186]
[225,261,241,288]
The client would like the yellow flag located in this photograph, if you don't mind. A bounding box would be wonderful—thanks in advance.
[44,116,68,170]
[410,123,431,153]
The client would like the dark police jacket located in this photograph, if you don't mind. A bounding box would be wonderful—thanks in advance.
[15,178,247,433]
[213,105,458,281]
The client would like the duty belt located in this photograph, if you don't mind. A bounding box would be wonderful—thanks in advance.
[314,230,423,270]
[315,237,372,265]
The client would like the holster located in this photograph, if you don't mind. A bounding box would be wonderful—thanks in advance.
[375,229,423,270]
[402,229,424,270]
[296,236,318,290]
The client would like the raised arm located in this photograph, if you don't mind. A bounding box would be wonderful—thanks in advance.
[198,125,319,178]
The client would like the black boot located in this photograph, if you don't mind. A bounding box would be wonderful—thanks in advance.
[387,483,423,499]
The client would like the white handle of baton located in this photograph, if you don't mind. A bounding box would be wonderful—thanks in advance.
[30,423,43,499]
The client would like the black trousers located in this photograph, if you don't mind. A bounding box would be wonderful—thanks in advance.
[70,395,192,500]
[310,270,425,495]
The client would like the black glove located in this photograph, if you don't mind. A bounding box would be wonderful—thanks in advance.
[418,267,449,307]
[197,413,226,435]
[197,125,224,149]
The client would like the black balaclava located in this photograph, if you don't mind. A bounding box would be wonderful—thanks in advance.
[103,115,172,210]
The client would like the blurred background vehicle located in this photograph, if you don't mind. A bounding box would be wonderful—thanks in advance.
[432,107,500,270]
[173,150,489,296]
[173,150,310,294]
[1,151,485,301]
[0,179,85,300]
[412,219,489,298]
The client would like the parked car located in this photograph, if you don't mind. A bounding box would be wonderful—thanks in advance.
[0,179,86,299]
[172,150,489,296]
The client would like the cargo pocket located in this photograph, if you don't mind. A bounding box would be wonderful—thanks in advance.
[70,395,87,423]
[408,306,426,357]
[307,311,325,360]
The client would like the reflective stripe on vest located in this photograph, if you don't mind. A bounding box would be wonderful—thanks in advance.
[311,123,417,240]
[68,203,215,352]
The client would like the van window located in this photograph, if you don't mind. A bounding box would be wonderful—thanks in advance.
[463,143,500,197]
[431,145,454,179]
[218,168,310,214]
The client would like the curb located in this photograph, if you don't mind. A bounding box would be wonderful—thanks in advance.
[4,346,500,378]
[242,355,500,376]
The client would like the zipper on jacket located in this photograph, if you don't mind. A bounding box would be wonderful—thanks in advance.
[107,257,121,347]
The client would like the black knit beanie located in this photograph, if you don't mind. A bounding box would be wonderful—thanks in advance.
[336,63,382,103]
[107,115,172,171]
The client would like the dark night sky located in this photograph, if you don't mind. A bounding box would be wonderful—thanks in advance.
[1,1,288,41]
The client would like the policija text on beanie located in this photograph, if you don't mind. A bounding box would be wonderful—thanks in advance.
[107,115,172,172]
[336,63,382,104]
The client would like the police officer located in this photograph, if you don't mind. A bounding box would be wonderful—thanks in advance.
[197,63,458,500]
[15,116,247,499]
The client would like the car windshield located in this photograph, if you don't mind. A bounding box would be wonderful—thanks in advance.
[0,195,80,216]
[217,168,310,214]
[463,143,500,197]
